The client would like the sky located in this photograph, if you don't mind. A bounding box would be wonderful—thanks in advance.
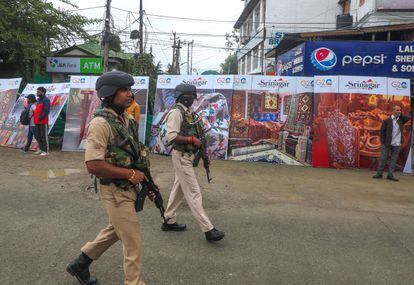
[49,0,245,74]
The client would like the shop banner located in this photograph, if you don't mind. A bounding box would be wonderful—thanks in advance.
[305,41,414,78]
[276,43,306,76]
[313,75,412,170]
[150,75,232,160]
[62,76,98,151]
[339,76,387,95]
[132,76,149,144]
[228,76,311,165]
[0,78,22,145]
[0,83,69,149]
[46,57,103,74]
[62,75,149,151]
[387,77,411,97]
[314,76,339,93]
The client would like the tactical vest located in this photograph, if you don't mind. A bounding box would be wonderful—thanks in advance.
[95,109,149,189]
[171,104,199,154]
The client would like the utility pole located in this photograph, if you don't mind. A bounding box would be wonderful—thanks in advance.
[103,0,112,72]
[176,39,182,75]
[190,40,194,75]
[186,41,190,75]
[139,0,143,55]
[171,32,177,74]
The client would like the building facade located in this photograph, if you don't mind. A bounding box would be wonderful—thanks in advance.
[234,0,341,75]
[346,0,414,27]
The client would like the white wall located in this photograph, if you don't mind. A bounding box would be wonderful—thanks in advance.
[265,0,341,33]
[238,0,343,74]
[350,0,376,22]
[350,0,414,26]
[377,0,414,10]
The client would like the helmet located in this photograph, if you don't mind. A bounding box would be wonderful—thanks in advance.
[95,71,134,98]
[174,84,196,99]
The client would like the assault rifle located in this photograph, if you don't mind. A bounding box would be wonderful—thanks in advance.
[117,134,168,224]
[134,169,168,224]
[192,115,212,183]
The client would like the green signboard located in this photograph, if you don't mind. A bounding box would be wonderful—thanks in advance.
[80,58,103,74]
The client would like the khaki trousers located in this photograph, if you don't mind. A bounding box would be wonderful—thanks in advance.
[164,149,214,233]
[81,184,146,285]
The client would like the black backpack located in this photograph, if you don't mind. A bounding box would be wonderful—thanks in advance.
[20,105,31,125]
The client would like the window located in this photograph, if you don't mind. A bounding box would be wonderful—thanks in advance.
[259,43,264,70]
[240,57,245,74]
[253,48,259,70]
[247,15,253,36]
[246,52,251,73]
[253,3,261,32]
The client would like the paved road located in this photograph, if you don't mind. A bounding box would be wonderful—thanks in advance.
[0,148,413,285]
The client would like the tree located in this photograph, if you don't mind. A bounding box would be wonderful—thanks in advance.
[220,30,239,74]
[122,53,163,115]
[220,53,238,74]
[0,0,96,81]
[225,30,240,51]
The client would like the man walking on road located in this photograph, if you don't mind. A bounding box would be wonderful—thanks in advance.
[66,71,153,285]
[373,105,410,181]
[162,83,225,242]
[33,87,50,156]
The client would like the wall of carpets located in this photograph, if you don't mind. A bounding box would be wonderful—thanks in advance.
[0,82,70,149]
[313,76,412,173]
[150,75,315,166]
[0,76,148,152]
[62,76,149,151]
[0,78,22,145]
[150,75,233,160]
[228,76,314,165]
[150,75,412,173]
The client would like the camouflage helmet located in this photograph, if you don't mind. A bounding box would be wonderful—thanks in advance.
[96,71,134,98]
[174,84,197,99]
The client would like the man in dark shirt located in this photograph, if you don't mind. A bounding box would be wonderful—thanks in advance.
[373,105,410,181]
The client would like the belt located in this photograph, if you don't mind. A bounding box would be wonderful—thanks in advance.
[100,178,135,191]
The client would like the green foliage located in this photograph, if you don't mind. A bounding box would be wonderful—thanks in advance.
[122,53,163,114]
[220,53,238,74]
[225,30,240,51]
[221,30,239,74]
[0,0,97,81]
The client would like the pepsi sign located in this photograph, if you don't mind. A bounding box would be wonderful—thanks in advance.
[278,41,414,78]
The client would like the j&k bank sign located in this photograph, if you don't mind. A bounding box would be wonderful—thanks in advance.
[46,57,103,74]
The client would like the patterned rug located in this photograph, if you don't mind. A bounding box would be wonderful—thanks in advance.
[325,109,359,168]
[283,95,292,114]
[295,93,312,124]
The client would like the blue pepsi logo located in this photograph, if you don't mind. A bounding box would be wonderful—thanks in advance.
[311,48,337,71]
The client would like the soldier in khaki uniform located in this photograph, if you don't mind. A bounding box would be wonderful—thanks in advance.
[161,84,225,242]
[66,71,152,285]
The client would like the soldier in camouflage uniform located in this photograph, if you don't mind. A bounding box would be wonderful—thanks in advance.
[162,84,225,242]
[66,71,152,285]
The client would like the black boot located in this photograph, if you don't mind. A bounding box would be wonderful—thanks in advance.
[66,252,98,285]
[387,175,399,182]
[205,228,225,242]
[161,222,187,231]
